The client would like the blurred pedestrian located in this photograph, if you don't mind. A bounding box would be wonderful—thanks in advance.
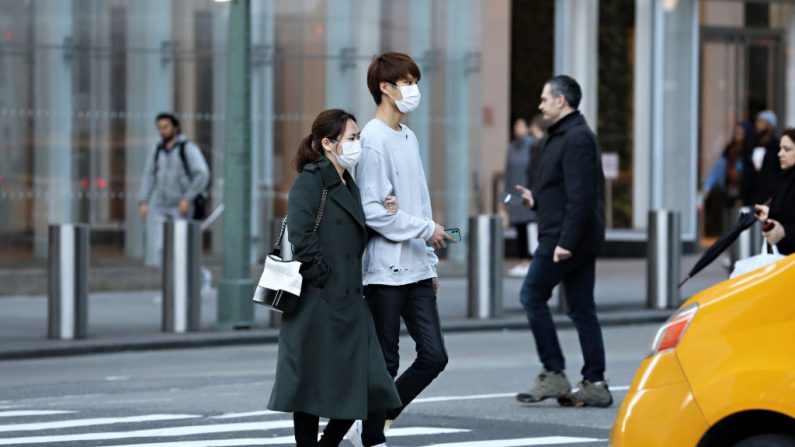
[743,110,782,205]
[348,51,454,447]
[267,109,402,447]
[754,127,795,256]
[514,75,612,408]
[137,113,209,267]
[701,121,754,236]
[503,117,536,277]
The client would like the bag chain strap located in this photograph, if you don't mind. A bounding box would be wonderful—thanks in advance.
[273,188,328,252]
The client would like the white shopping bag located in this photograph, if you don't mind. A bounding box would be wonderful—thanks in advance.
[730,241,785,279]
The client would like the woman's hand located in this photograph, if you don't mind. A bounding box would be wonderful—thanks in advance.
[384,195,399,215]
[763,219,786,245]
[754,204,770,222]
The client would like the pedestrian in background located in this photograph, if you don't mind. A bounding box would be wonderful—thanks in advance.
[743,110,782,205]
[503,117,536,277]
[348,51,454,447]
[701,121,754,236]
[514,75,612,408]
[137,113,209,267]
[754,127,795,256]
[267,109,401,447]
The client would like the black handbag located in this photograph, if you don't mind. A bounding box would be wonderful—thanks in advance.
[252,188,327,314]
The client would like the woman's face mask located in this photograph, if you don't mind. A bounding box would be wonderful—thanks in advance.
[329,138,362,173]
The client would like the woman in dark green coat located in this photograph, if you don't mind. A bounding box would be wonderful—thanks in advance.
[268,109,402,446]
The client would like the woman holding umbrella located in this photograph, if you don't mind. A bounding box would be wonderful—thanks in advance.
[755,127,795,256]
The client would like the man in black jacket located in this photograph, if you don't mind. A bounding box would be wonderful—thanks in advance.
[513,75,612,408]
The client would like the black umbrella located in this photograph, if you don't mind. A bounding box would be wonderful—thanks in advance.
[678,211,758,288]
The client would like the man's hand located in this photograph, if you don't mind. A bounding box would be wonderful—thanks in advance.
[432,277,440,296]
[384,195,399,215]
[515,184,534,208]
[763,219,786,245]
[427,224,456,249]
[179,199,191,217]
[553,246,572,263]
[138,203,148,222]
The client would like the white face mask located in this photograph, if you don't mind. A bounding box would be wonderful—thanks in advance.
[390,83,421,113]
[330,139,362,173]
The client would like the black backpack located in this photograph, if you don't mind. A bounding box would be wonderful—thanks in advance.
[154,141,210,220]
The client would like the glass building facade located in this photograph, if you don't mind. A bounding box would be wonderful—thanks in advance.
[0,0,511,263]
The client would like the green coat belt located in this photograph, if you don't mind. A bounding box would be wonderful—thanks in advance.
[267,156,401,420]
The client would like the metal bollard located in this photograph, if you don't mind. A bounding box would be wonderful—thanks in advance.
[646,210,681,309]
[731,206,763,264]
[467,215,504,319]
[162,220,201,333]
[48,224,89,340]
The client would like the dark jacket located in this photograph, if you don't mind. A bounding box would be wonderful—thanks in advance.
[267,157,401,420]
[531,111,605,256]
[742,133,782,205]
[768,169,795,255]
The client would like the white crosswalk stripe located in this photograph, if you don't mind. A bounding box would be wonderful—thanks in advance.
[0,409,607,446]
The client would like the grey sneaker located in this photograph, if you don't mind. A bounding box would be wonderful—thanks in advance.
[516,370,572,403]
[557,380,613,408]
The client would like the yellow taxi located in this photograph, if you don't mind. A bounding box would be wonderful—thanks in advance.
[610,254,795,447]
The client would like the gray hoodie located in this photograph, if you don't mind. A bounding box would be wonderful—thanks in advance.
[137,134,209,208]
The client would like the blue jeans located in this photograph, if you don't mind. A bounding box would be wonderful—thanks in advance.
[519,245,606,382]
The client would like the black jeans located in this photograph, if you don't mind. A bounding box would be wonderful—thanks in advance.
[293,412,354,447]
[361,279,448,446]
[519,245,606,382]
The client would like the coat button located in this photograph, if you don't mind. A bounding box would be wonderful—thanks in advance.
[357,253,361,260]
[336,218,343,225]
[345,289,350,295]
[346,253,351,260]
[356,287,362,294]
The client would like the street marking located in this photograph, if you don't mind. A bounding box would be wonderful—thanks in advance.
[413,387,629,404]
[425,436,605,446]
[210,410,281,419]
[0,414,199,433]
[104,376,131,382]
[0,420,296,445]
[94,427,469,447]
[0,411,76,418]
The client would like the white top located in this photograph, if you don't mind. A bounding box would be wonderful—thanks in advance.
[355,119,438,286]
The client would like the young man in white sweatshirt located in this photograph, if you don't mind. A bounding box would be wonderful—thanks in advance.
[350,52,455,447]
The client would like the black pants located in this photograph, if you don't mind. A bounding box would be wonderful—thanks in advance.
[514,223,532,259]
[293,412,354,447]
[361,279,449,446]
[519,245,606,382]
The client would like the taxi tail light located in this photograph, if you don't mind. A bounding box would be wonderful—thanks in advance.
[651,303,698,354]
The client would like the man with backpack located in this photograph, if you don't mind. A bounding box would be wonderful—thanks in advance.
[138,112,210,266]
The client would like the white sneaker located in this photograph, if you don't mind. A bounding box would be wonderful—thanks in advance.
[508,264,529,277]
[343,420,363,447]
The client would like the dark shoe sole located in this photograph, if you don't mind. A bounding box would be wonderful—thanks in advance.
[557,395,613,408]
[516,393,568,404]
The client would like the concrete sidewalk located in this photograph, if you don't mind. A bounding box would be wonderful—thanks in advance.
[0,255,728,360]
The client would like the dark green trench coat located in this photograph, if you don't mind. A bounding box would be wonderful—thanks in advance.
[267,156,401,420]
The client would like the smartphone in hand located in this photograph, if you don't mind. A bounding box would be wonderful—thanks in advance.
[445,227,462,242]
[498,191,524,207]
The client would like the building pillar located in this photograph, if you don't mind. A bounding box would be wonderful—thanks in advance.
[444,0,472,263]
[125,0,174,264]
[633,0,652,230]
[32,0,75,258]
[554,0,599,127]
[410,0,433,177]
[649,0,700,240]
[325,0,355,110]
[250,0,276,262]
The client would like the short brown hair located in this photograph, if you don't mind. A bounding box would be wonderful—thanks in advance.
[782,127,795,145]
[366,52,422,105]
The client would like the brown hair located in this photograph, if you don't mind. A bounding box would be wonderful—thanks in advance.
[293,109,357,173]
[366,52,422,105]
[781,127,795,145]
